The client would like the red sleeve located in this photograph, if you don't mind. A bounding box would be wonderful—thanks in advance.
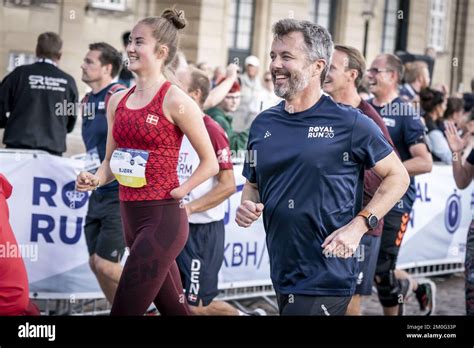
[0,175,31,315]
[204,116,233,170]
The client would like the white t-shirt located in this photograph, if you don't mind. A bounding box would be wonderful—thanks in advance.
[177,116,233,224]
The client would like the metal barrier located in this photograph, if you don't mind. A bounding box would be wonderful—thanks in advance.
[403,262,464,277]
[32,285,278,316]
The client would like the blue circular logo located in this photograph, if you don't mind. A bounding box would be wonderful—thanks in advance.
[62,181,89,209]
[444,190,461,234]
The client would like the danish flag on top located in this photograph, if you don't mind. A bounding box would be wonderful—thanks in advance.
[146,114,159,125]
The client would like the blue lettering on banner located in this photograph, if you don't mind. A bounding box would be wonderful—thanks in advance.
[30,178,88,244]
[59,216,82,244]
[223,241,266,269]
[31,214,55,243]
[31,214,84,244]
[33,178,57,207]
[62,181,88,209]
[409,209,414,228]
[232,243,243,266]
[445,190,461,234]
[33,178,89,209]
[246,242,257,266]
[415,182,431,202]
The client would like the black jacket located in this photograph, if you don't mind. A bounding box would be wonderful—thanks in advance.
[0,61,78,155]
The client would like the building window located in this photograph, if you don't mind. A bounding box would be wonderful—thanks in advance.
[381,0,398,53]
[309,0,338,35]
[227,0,255,67]
[7,52,36,73]
[429,0,447,51]
[89,0,127,12]
[3,0,58,9]
[228,0,254,51]
[310,0,330,30]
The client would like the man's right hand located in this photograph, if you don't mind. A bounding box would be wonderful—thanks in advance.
[236,200,264,227]
[76,171,100,192]
[445,121,469,153]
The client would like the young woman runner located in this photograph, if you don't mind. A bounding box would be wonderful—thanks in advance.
[76,8,218,315]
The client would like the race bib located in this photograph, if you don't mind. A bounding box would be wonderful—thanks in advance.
[110,148,149,188]
[84,147,101,172]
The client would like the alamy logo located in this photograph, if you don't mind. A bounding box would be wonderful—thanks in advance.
[307,126,334,138]
[18,322,56,341]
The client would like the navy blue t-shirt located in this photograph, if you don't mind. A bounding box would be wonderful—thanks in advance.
[368,97,425,214]
[242,95,393,296]
[82,83,124,192]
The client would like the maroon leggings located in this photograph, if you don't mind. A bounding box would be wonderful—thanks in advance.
[110,199,191,316]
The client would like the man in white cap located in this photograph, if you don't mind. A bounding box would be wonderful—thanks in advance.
[232,55,264,132]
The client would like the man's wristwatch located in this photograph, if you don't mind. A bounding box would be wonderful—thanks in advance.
[357,210,379,230]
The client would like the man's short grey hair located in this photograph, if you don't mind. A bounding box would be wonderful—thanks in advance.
[272,18,333,87]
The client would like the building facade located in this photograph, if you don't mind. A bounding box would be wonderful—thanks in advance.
[1,0,472,96]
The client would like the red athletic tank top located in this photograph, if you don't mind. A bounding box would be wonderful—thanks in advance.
[112,81,183,201]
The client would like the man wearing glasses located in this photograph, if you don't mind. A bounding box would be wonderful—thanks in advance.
[367,53,436,316]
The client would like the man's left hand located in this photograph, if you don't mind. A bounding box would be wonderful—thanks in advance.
[321,217,367,258]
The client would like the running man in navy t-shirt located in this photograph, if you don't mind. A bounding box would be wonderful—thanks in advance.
[80,42,126,305]
[367,53,435,315]
[236,19,410,316]
[324,45,398,315]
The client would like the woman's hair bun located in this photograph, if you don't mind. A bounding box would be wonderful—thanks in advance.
[162,8,186,30]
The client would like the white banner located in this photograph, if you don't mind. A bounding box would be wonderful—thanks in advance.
[217,175,271,289]
[1,151,471,296]
[1,151,101,295]
[397,164,472,268]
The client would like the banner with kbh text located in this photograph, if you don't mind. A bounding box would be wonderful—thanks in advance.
[0,151,471,296]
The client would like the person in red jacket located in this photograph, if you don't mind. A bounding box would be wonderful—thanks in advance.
[0,174,40,315]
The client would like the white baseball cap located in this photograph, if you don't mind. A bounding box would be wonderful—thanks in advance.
[245,55,260,67]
